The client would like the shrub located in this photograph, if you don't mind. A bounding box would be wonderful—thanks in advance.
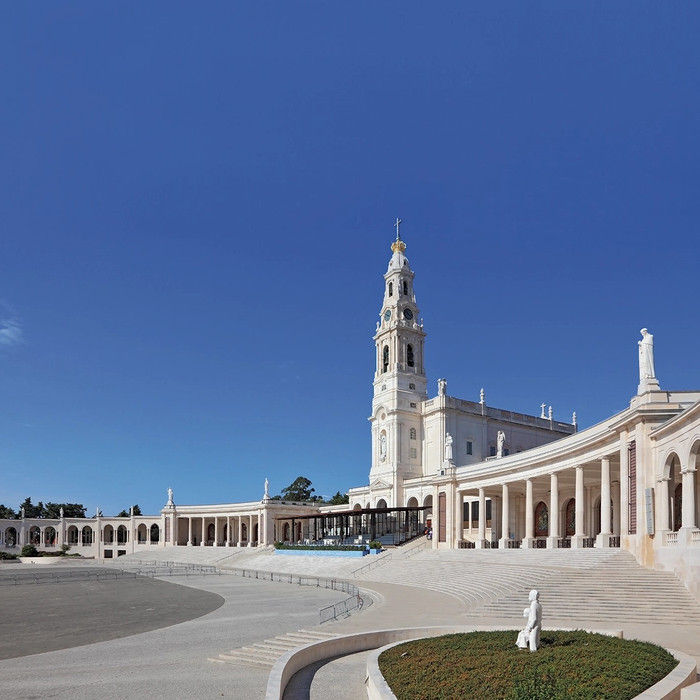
[369,540,382,550]
[0,551,19,560]
[61,544,71,554]
[21,544,38,557]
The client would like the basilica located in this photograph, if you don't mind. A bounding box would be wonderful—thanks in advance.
[1,232,699,596]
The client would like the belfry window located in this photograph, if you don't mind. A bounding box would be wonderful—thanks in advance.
[382,345,389,373]
[406,344,414,367]
[403,280,408,295]
[388,282,393,297]
[410,427,416,440]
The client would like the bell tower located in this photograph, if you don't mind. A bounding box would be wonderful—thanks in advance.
[369,220,427,503]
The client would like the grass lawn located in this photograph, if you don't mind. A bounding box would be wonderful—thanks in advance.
[378,631,677,699]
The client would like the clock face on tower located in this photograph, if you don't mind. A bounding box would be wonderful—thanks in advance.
[403,308,414,320]
[384,310,391,322]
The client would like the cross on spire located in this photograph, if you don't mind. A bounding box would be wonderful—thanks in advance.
[395,217,402,240]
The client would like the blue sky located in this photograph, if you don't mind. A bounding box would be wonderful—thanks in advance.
[1,3,698,516]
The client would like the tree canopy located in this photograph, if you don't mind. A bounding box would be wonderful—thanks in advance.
[277,477,348,505]
[12,498,86,519]
[116,504,142,517]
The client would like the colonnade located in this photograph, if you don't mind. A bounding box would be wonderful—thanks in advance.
[182,514,260,547]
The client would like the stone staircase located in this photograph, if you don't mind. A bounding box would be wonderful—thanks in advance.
[361,549,700,626]
[208,628,338,668]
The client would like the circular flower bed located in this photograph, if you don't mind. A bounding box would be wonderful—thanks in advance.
[378,631,677,699]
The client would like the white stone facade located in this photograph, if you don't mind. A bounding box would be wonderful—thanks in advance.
[1,233,698,596]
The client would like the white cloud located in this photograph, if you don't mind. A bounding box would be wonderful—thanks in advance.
[0,303,23,347]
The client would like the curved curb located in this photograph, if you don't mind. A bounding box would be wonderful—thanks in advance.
[264,625,623,700]
[366,630,697,700]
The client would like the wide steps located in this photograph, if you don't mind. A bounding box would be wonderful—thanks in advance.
[357,548,700,627]
[208,629,338,667]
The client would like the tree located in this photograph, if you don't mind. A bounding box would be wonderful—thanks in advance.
[0,504,16,519]
[280,476,315,502]
[327,491,350,506]
[116,504,142,517]
[43,502,87,518]
[18,497,42,518]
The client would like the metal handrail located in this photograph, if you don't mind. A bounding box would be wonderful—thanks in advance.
[350,551,392,577]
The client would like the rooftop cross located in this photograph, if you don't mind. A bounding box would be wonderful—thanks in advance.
[395,217,402,240]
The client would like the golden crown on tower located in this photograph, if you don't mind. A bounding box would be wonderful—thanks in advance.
[391,217,406,253]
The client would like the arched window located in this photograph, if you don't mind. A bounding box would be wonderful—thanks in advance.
[410,427,417,440]
[565,499,576,536]
[674,484,683,532]
[403,280,408,295]
[207,523,215,542]
[382,345,389,373]
[137,524,147,543]
[117,525,128,544]
[150,524,160,543]
[388,281,393,296]
[29,526,40,545]
[44,527,56,546]
[406,344,414,367]
[534,502,548,537]
[81,526,93,546]
[283,522,290,541]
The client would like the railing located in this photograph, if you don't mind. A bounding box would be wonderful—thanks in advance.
[664,532,679,546]
[691,530,700,544]
[402,537,428,559]
[505,539,521,549]
[609,536,620,548]
[350,551,393,577]
[228,567,363,624]
[534,538,547,549]
[582,537,595,548]
[458,540,475,549]
[557,538,571,549]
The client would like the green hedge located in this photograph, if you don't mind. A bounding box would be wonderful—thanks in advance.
[274,542,366,551]
[379,631,677,700]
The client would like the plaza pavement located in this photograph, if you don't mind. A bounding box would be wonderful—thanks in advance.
[0,568,342,699]
[2,545,699,699]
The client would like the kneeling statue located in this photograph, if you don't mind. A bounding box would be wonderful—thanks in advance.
[516,589,542,652]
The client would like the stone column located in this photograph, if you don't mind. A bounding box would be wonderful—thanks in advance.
[522,479,535,548]
[619,439,629,537]
[475,488,487,548]
[214,516,219,547]
[187,518,193,546]
[248,515,254,546]
[498,483,510,549]
[431,486,439,550]
[572,466,586,548]
[226,515,231,546]
[547,472,559,548]
[200,516,206,546]
[237,516,243,547]
[596,457,612,548]
[681,467,697,530]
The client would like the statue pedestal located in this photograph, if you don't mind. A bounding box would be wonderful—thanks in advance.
[546,536,559,549]
[570,535,587,548]
[498,537,510,550]
[521,538,536,549]
[474,539,488,549]
[637,378,660,395]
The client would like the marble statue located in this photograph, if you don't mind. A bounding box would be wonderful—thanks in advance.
[480,387,485,404]
[438,378,447,396]
[572,411,577,426]
[548,405,553,421]
[264,478,270,499]
[497,430,505,458]
[540,403,546,419]
[21,507,25,519]
[380,433,387,460]
[59,506,64,518]
[445,432,454,462]
[638,328,656,382]
[167,487,174,506]
[516,589,542,652]
[129,506,133,517]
